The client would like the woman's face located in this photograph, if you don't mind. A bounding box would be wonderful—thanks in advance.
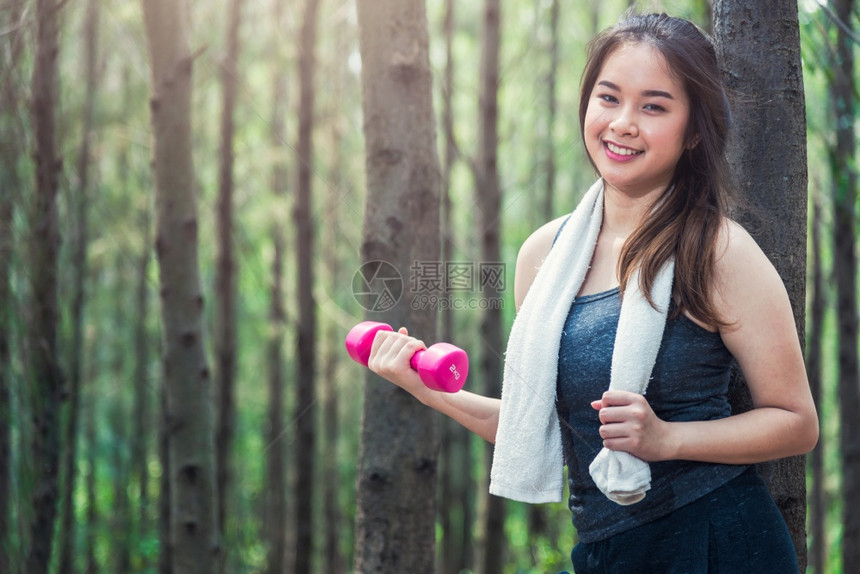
[583,42,692,198]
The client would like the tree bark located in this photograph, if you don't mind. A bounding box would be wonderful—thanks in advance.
[353,0,442,571]
[263,1,288,573]
[473,1,505,572]
[713,1,809,570]
[58,1,99,571]
[807,194,826,574]
[293,0,320,571]
[214,0,243,567]
[141,0,219,571]
[26,0,64,571]
[827,0,860,571]
[0,0,25,568]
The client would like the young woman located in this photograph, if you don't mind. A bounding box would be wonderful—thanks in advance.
[366,13,818,573]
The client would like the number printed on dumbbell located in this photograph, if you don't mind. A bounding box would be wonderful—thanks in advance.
[449,364,461,380]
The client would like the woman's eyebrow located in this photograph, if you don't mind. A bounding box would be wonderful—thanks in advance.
[597,80,675,100]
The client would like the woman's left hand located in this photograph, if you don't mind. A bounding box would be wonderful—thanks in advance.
[591,390,674,462]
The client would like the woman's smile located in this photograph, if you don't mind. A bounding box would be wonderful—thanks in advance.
[603,140,643,160]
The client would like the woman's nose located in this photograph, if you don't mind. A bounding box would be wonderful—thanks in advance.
[609,105,638,137]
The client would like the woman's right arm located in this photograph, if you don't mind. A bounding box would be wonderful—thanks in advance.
[367,327,502,443]
[365,215,568,444]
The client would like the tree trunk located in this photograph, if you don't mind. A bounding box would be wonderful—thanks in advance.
[131,197,153,561]
[109,294,132,573]
[473,1,505,572]
[529,0,560,544]
[84,343,98,574]
[264,172,288,574]
[58,1,99,571]
[322,150,345,574]
[128,56,154,565]
[263,1,288,573]
[542,0,558,222]
[141,0,219,571]
[353,0,442,571]
[214,0,243,567]
[321,15,347,574]
[438,1,473,571]
[713,2,809,570]
[827,0,860,571]
[293,0,320,571]
[26,0,64,571]
[0,0,25,569]
[807,194,826,574]
[159,376,172,574]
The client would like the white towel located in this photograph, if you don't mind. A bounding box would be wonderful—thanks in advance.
[489,178,674,505]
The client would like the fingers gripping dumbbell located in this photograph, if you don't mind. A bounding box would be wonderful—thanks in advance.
[344,321,468,393]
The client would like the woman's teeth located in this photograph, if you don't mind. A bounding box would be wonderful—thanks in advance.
[606,142,642,156]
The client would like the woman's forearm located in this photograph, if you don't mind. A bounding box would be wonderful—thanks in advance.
[662,407,818,464]
[417,388,501,444]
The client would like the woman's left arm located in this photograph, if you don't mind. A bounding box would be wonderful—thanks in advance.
[595,221,819,464]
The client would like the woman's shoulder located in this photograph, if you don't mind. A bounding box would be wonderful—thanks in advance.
[513,215,569,310]
[711,217,789,326]
[713,218,772,278]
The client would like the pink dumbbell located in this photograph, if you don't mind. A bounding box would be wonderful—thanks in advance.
[345,321,468,393]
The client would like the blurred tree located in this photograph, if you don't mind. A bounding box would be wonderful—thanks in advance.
[437,0,475,571]
[0,0,26,567]
[827,0,860,571]
[26,0,64,571]
[141,0,219,570]
[293,0,321,572]
[320,8,348,573]
[84,334,98,574]
[713,0,809,569]
[542,0,559,222]
[473,1,505,572]
[353,0,442,570]
[808,193,827,574]
[263,0,289,572]
[127,61,155,570]
[214,1,243,570]
[58,0,99,571]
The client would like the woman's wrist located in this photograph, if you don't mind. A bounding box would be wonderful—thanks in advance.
[659,420,683,461]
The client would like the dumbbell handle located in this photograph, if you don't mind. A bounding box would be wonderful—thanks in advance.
[345,321,468,393]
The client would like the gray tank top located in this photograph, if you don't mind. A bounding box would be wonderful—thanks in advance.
[556,287,748,543]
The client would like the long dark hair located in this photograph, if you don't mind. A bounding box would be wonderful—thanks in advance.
[579,12,734,326]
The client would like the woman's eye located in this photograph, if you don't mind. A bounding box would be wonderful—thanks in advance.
[644,103,666,112]
[598,94,618,104]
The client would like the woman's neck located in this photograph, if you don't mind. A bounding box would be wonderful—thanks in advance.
[601,180,669,236]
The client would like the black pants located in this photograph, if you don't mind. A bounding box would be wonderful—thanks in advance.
[568,467,798,574]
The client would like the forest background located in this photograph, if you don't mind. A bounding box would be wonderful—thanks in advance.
[1,0,858,573]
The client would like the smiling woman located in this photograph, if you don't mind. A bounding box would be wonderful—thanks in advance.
[364,11,817,574]
[583,48,691,199]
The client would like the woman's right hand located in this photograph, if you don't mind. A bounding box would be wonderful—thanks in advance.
[366,327,428,396]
